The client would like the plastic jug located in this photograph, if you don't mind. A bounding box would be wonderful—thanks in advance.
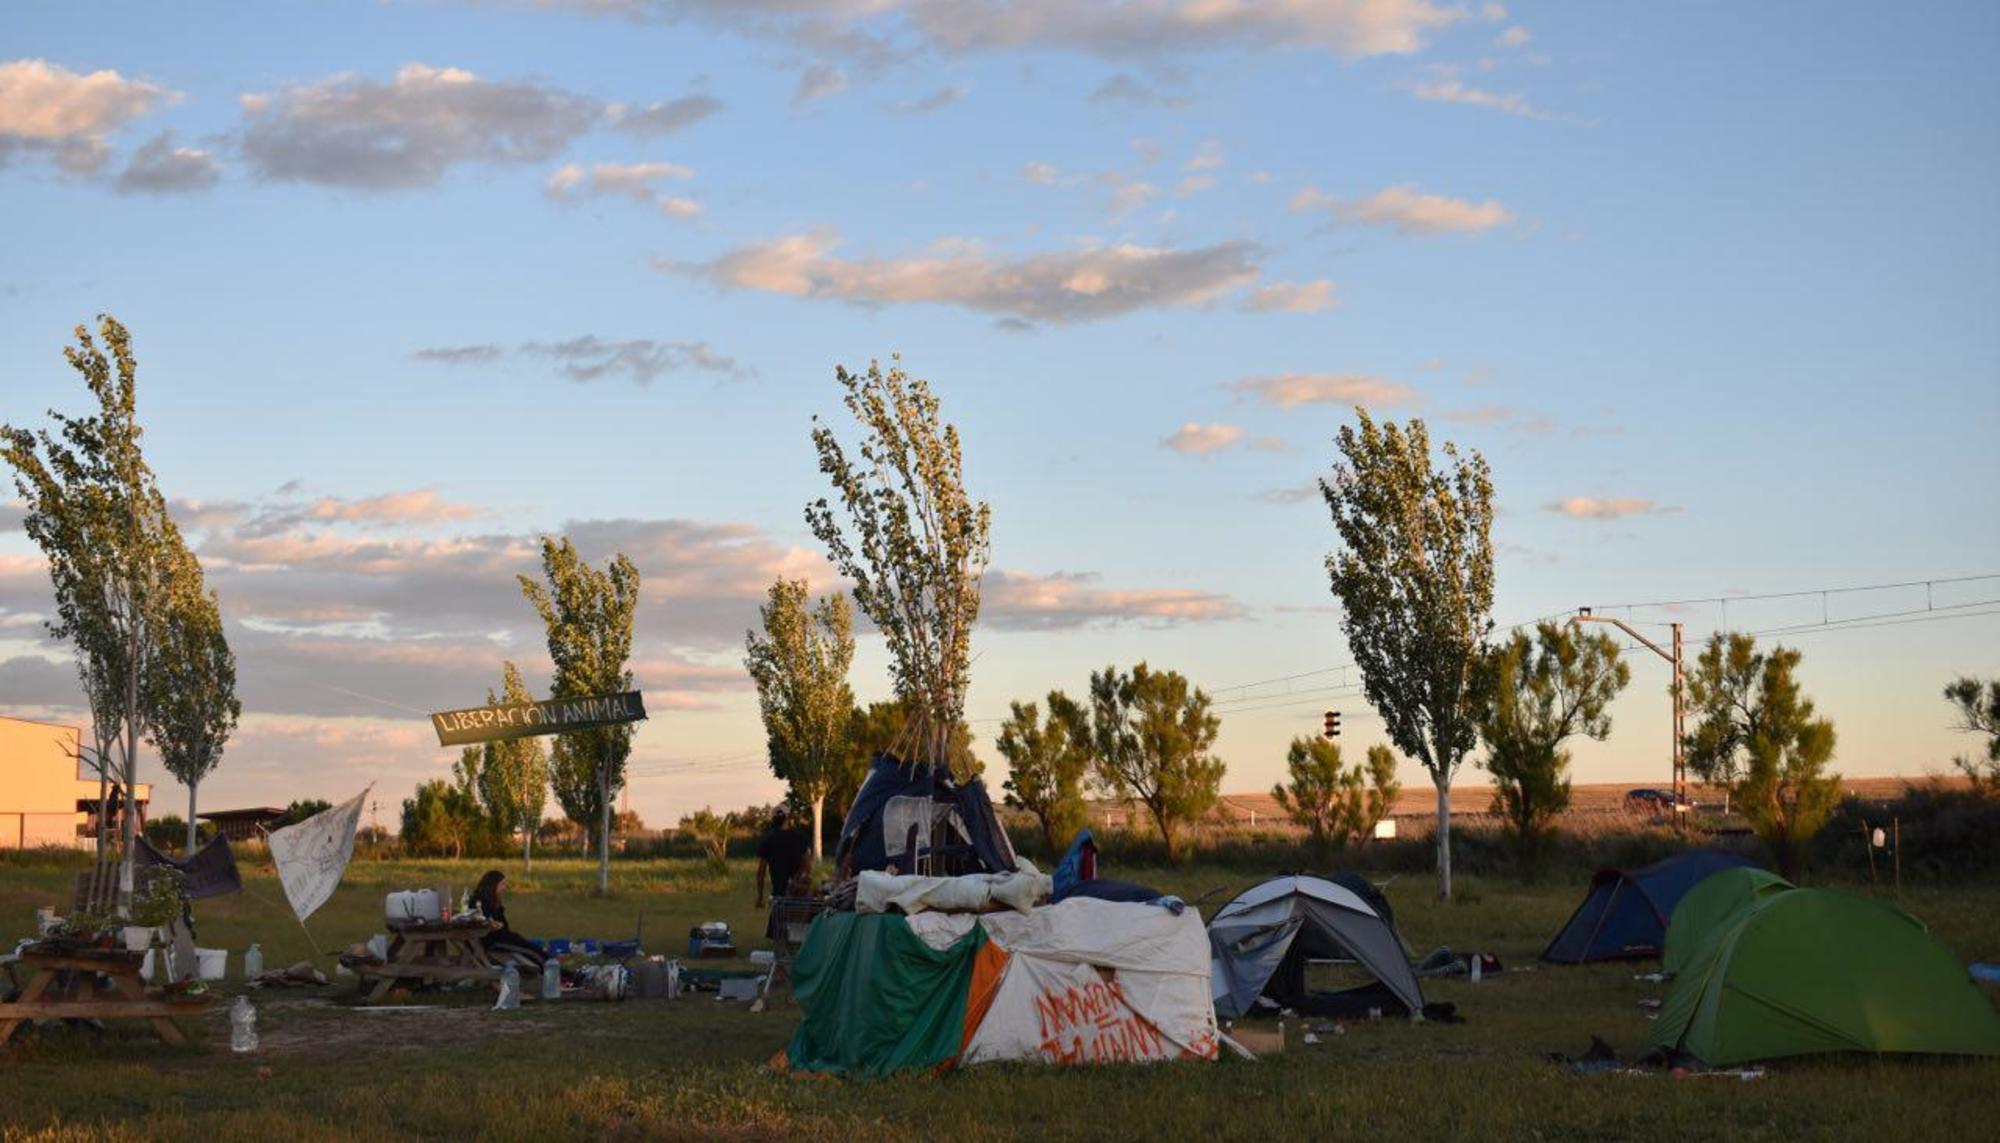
[243,943,264,981]
[495,963,521,1010]
[542,955,561,1000]
[230,996,258,1053]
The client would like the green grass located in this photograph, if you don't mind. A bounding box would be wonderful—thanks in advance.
[2,850,1996,1142]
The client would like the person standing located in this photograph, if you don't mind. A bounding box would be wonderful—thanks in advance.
[754,810,811,908]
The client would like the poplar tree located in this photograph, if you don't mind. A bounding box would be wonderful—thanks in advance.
[519,537,640,895]
[1475,622,1628,875]
[2,316,185,898]
[745,579,856,864]
[1684,634,1840,878]
[807,357,990,776]
[478,661,548,870]
[997,691,1091,853]
[1082,663,1225,866]
[146,539,240,854]
[1321,410,1495,900]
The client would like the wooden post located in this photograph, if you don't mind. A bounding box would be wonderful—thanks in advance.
[1892,817,1901,895]
[598,741,612,897]
[1863,820,1877,882]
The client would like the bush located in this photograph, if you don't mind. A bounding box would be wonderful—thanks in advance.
[1809,780,2000,884]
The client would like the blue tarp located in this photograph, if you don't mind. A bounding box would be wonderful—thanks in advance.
[834,753,1017,876]
[1543,849,1756,963]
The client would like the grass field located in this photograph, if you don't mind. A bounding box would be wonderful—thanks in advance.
[2,849,1997,1142]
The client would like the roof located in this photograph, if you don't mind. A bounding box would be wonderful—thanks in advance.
[0,714,82,732]
[198,807,289,822]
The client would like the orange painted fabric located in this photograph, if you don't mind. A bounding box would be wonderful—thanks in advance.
[960,940,1012,1053]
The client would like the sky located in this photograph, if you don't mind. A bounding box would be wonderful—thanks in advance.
[3,1,1997,829]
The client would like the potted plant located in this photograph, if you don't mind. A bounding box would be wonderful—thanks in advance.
[124,867,189,950]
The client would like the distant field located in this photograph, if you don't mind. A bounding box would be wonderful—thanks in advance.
[2,850,1996,1142]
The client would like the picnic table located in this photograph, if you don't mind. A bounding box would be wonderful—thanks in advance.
[352,918,503,1004]
[0,945,210,1047]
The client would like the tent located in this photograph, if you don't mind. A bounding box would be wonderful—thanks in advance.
[1660,867,1793,978]
[834,753,1018,877]
[1542,849,1755,963]
[786,895,1220,1076]
[1651,888,2000,1065]
[1208,875,1424,1020]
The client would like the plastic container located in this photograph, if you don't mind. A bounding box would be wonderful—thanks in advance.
[385,890,441,924]
[542,956,562,1000]
[230,996,258,1053]
[195,948,228,981]
[243,943,264,980]
[495,964,521,1010]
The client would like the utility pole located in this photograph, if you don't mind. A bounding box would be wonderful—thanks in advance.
[1573,609,1686,831]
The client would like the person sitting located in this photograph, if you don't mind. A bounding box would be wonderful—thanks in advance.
[470,870,545,971]
[754,810,811,909]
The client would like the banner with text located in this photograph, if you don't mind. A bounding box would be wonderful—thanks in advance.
[430,691,648,747]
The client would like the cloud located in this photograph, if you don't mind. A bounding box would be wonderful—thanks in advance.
[794,63,848,105]
[239,63,601,189]
[303,489,486,528]
[1099,171,1159,214]
[1162,422,1245,456]
[1022,160,1063,186]
[665,230,1264,324]
[412,336,749,383]
[0,499,25,533]
[982,570,1247,629]
[452,1,1465,62]
[1243,279,1339,313]
[1228,372,1417,408]
[892,83,968,113]
[1496,25,1531,48]
[1294,183,1514,235]
[1183,140,1224,172]
[0,58,171,176]
[1440,404,1554,433]
[1088,73,1190,109]
[1254,482,1325,505]
[545,160,700,218]
[409,344,504,366]
[605,92,722,136]
[1400,75,1550,119]
[113,131,223,193]
[1547,497,1677,520]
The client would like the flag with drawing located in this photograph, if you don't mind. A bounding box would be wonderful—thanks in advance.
[269,787,370,922]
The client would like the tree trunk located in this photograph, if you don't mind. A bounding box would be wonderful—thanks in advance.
[119,626,140,911]
[523,822,533,873]
[1151,801,1179,867]
[1434,771,1453,901]
[187,782,199,855]
[597,747,611,896]
[809,793,825,868]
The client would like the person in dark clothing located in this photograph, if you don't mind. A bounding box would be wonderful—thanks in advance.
[471,869,545,971]
[754,811,812,908]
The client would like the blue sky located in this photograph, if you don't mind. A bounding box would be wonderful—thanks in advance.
[3,1,1997,825]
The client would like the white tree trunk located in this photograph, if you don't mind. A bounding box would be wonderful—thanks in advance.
[809,793,824,869]
[187,782,199,855]
[597,748,612,896]
[1434,771,1453,901]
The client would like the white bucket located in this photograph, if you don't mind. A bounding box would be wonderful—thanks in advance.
[195,947,228,982]
[122,925,157,952]
[140,949,157,983]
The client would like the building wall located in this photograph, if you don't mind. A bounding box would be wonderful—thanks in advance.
[0,716,151,849]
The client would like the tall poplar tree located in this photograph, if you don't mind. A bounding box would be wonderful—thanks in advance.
[3,316,185,897]
[807,357,990,774]
[519,537,640,895]
[745,579,856,865]
[146,538,240,854]
[1321,410,1494,900]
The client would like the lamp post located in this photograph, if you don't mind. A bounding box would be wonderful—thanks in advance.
[1572,608,1686,830]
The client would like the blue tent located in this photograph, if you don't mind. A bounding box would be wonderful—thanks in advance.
[833,753,1018,877]
[1542,849,1756,963]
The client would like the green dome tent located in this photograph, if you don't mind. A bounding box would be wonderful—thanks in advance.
[1652,888,2000,1066]
[1660,867,1794,978]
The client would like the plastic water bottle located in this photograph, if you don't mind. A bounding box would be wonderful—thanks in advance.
[542,956,561,1000]
[495,963,521,1010]
[1469,954,1484,984]
[230,996,258,1053]
[243,943,263,981]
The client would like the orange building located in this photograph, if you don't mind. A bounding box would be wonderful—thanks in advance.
[0,715,151,849]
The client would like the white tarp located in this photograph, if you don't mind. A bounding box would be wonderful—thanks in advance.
[268,787,368,922]
[856,869,1051,916]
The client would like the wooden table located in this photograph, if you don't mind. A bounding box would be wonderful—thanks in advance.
[354,919,503,1004]
[0,947,209,1047]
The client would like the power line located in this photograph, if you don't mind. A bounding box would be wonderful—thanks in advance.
[1582,572,2000,614]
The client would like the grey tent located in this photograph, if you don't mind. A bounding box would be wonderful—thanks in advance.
[1208,875,1424,1020]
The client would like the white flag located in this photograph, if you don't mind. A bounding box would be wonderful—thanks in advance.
[268,787,369,922]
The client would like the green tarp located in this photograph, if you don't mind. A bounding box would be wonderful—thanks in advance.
[1652,888,2000,1065]
[1660,867,1793,978]
[786,911,987,1078]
